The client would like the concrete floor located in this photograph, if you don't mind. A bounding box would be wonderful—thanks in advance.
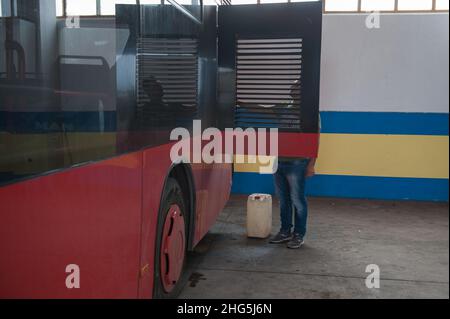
[180,195,449,299]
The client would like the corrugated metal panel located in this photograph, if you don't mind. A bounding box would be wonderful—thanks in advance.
[235,38,303,131]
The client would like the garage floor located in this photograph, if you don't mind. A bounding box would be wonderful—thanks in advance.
[180,195,449,299]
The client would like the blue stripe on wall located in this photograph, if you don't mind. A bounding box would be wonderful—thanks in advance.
[232,172,449,202]
[321,112,449,136]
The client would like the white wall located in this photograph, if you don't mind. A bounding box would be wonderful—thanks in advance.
[320,13,449,113]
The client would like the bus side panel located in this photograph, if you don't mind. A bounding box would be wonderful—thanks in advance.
[137,143,232,299]
[192,162,232,247]
[0,153,143,299]
[138,143,174,299]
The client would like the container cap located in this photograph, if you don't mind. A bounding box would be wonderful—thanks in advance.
[249,194,272,201]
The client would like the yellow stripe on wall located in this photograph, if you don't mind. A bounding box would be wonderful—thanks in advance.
[3,132,448,179]
[234,134,449,179]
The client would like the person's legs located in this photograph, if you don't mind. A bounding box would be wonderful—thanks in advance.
[274,162,293,234]
[270,162,294,244]
[285,159,310,240]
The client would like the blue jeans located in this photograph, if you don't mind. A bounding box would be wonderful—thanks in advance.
[274,159,311,238]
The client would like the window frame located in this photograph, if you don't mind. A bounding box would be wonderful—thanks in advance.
[323,0,449,14]
[55,0,450,17]
[58,0,138,18]
[56,0,228,18]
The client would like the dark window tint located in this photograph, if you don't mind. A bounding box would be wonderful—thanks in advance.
[0,2,217,186]
[136,37,199,129]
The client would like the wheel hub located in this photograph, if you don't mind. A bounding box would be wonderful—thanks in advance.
[160,204,186,293]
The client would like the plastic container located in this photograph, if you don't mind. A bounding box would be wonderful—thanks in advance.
[247,194,272,238]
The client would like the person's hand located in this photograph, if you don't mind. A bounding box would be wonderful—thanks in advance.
[305,163,316,178]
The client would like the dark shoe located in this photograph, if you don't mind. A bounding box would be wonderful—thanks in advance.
[287,233,305,249]
[269,231,292,244]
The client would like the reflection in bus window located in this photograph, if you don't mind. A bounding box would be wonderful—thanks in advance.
[0,3,120,185]
[136,37,198,130]
[0,2,213,186]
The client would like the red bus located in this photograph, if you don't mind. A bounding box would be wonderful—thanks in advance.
[0,2,231,298]
[0,0,322,299]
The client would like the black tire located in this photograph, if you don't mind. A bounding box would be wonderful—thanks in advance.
[153,177,189,299]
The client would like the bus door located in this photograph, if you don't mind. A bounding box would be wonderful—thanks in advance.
[217,1,323,162]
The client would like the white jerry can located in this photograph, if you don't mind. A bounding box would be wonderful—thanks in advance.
[247,194,273,239]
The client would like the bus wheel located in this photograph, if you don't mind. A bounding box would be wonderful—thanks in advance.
[154,178,188,299]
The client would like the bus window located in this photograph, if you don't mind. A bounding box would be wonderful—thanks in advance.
[0,2,118,186]
[136,38,199,130]
[1,2,218,185]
